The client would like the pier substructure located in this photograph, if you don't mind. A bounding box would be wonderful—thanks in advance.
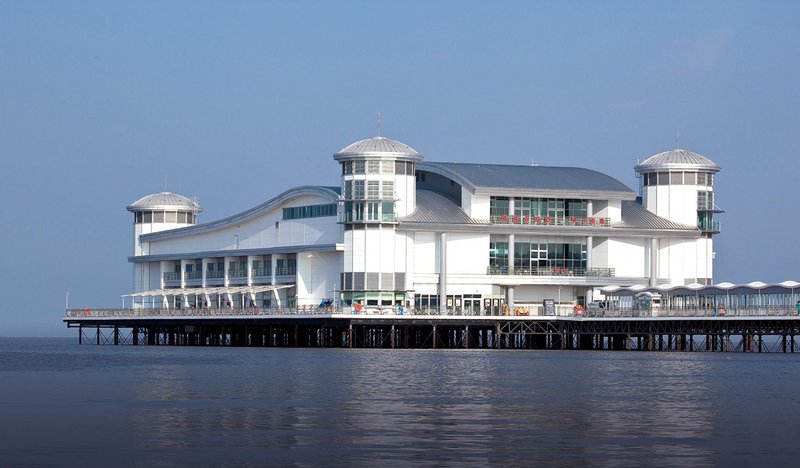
[65,316,800,353]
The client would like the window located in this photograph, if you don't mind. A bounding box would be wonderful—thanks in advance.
[382,181,394,199]
[366,202,379,221]
[143,211,152,223]
[670,172,683,184]
[354,161,365,174]
[344,180,353,199]
[395,161,406,175]
[489,241,509,270]
[343,161,352,175]
[367,181,380,199]
[153,211,164,223]
[684,172,696,185]
[165,211,177,223]
[282,203,338,220]
[490,197,509,219]
[657,172,669,185]
[354,180,365,199]
[135,212,143,223]
[381,202,395,221]
[177,212,187,223]
[381,161,394,174]
[367,160,380,174]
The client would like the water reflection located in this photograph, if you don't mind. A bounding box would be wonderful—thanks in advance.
[92,347,785,465]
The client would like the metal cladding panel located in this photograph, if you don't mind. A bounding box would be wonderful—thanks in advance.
[336,136,421,157]
[419,162,635,194]
[400,190,487,224]
[616,201,698,231]
[635,149,720,173]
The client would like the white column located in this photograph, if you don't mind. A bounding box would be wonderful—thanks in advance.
[586,236,593,270]
[439,232,447,311]
[650,238,658,287]
[507,286,515,311]
[508,234,515,274]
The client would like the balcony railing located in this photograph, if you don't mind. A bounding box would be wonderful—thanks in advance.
[163,272,180,281]
[487,266,615,277]
[699,221,721,233]
[490,214,611,227]
[275,266,297,276]
[205,270,224,279]
[252,267,271,277]
[337,213,398,223]
[228,269,247,278]
[185,271,203,280]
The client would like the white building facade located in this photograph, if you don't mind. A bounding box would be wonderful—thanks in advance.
[125,136,721,315]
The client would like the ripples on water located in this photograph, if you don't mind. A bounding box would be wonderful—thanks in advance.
[2,338,800,466]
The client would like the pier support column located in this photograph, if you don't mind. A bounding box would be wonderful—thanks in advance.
[495,323,501,349]
[464,325,470,349]
[348,324,353,348]
[96,325,100,345]
[78,325,82,345]
[432,325,437,349]
[114,326,119,345]
[390,325,396,349]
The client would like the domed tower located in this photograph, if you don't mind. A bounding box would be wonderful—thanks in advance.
[127,191,202,256]
[635,149,722,284]
[634,149,722,232]
[333,136,423,309]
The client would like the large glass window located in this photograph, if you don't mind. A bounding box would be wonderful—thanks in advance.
[510,241,586,271]
[490,197,509,220]
[489,241,508,272]
[354,161,365,174]
[367,161,380,174]
[344,180,353,199]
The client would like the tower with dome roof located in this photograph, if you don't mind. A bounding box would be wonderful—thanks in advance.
[127,191,202,296]
[635,149,722,285]
[333,135,423,308]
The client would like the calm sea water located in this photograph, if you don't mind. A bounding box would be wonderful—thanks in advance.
[1,338,799,467]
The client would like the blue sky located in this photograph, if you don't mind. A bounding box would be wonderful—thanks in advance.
[1,1,798,336]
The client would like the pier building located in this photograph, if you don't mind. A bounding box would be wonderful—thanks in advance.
[120,135,723,315]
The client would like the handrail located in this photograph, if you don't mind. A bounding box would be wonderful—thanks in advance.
[65,307,798,319]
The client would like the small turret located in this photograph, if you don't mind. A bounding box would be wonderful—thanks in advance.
[127,191,202,256]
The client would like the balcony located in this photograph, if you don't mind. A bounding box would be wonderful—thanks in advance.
[205,270,224,286]
[162,271,181,287]
[699,221,721,234]
[487,266,615,277]
[490,214,611,227]
[228,269,248,285]
[697,202,725,213]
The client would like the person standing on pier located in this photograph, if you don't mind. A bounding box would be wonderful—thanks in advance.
[796,300,800,315]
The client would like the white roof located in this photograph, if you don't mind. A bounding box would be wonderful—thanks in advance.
[634,149,720,173]
[127,191,203,213]
[335,136,421,158]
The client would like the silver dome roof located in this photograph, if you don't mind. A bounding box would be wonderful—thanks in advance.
[635,149,720,173]
[335,136,422,159]
[127,192,203,212]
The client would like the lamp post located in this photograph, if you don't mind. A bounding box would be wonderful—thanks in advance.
[65,291,70,313]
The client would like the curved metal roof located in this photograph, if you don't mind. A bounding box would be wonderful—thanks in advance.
[335,136,422,159]
[634,149,720,173]
[127,192,202,213]
[615,201,698,231]
[400,190,487,225]
[139,186,339,242]
[418,162,635,196]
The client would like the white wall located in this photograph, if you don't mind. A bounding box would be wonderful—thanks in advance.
[147,194,340,255]
[447,233,490,274]
[413,232,437,274]
[295,251,339,306]
[606,238,647,277]
[464,190,490,220]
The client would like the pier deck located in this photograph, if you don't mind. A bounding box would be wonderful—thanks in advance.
[64,309,800,352]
